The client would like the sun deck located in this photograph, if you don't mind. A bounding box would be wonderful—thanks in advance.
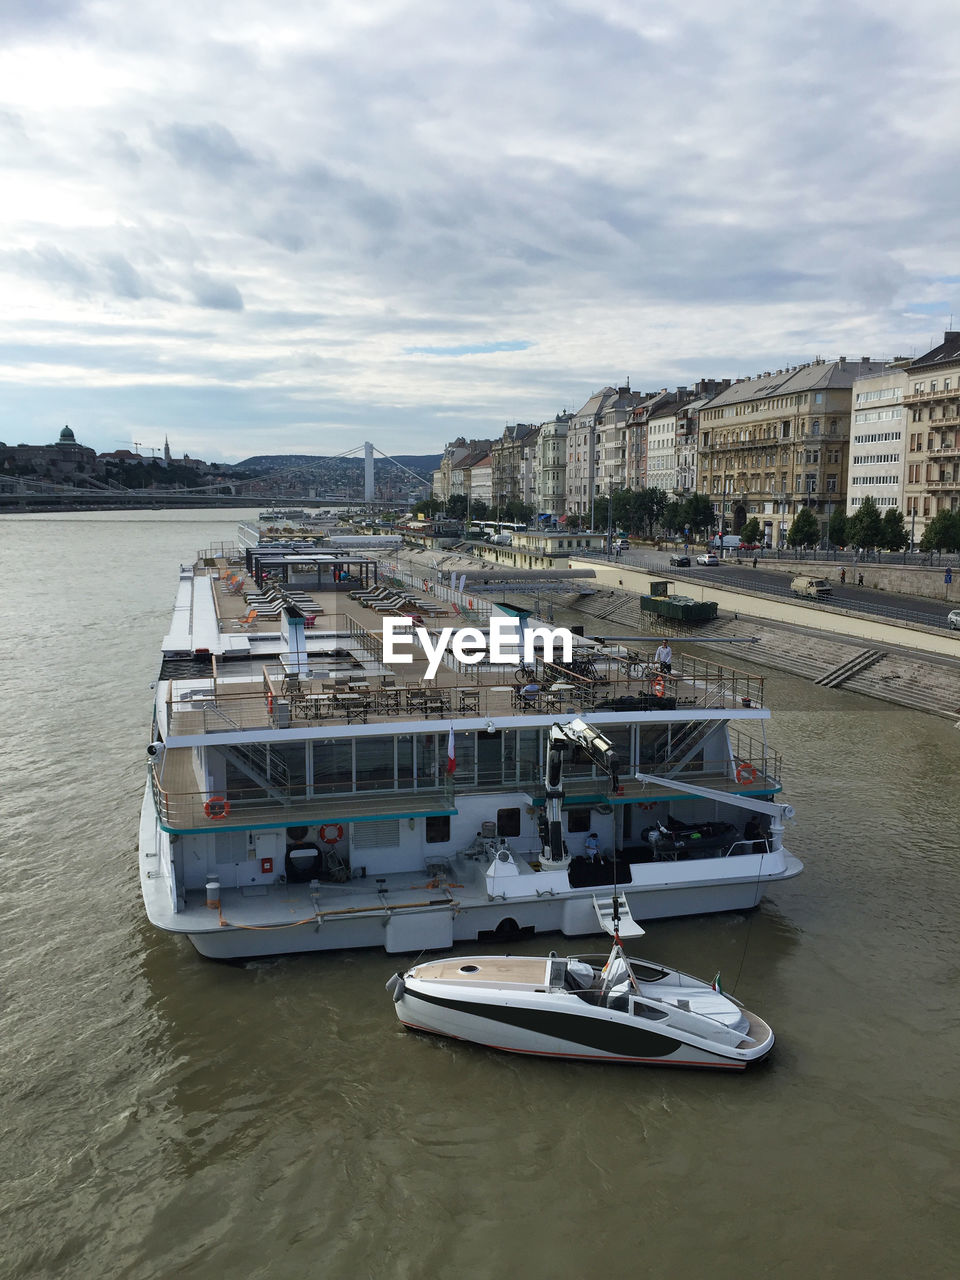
[161,554,767,739]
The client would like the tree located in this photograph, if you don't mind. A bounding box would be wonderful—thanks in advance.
[919,509,960,553]
[662,500,684,535]
[740,516,761,545]
[633,486,668,538]
[681,493,716,538]
[847,495,883,552]
[504,499,533,523]
[828,507,848,548]
[592,496,609,530]
[445,494,467,518]
[611,488,635,532]
[879,507,908,553]
[470,498,488,520]
[787,506,820,548]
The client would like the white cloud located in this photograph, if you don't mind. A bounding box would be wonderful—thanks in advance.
[0,0,958,460]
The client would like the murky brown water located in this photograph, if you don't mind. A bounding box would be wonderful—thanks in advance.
[1,510,958,1279]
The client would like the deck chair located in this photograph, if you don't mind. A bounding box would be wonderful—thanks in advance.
[232,608,258,630]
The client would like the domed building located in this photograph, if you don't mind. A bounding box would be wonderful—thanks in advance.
[0,426,102,480]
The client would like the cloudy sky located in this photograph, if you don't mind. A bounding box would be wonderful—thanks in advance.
[2,0,959,462]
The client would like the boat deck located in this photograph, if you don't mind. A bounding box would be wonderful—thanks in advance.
[412,955,553,985]
[162,558,767,738]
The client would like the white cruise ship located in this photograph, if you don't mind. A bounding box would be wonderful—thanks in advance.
[139,535,801,960]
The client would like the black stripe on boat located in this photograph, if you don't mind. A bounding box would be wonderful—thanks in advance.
[404,989,683,1059]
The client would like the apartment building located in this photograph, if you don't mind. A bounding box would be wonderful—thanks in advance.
[566,386,642,518]
[534,413,572,518]
[432,437,494,502]
[902,331,960,539]
[846,364,909,518]
[491,423,540,511]
[646,402,680,494]
[698,357,885,544]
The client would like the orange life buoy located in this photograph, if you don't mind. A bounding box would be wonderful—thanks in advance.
[652,675,665,697]
[204,796,231,820]
[320,823,345,844]
[736,763,758,784]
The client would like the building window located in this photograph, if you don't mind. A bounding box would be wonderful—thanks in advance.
[426,815,451,844]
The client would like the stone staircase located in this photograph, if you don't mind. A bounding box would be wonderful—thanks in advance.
[815,649,887,689]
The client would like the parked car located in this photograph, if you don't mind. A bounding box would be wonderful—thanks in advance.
[948,608,960,630]
[669,553,691,567]
[696,552,719,566]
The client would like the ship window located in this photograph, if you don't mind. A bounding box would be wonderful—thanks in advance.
[355,737,395,791]
[425,815,451,844]
[312,739,353,795]
[416,734,438,788]
[497,807,521,837]
[566,808,591,833]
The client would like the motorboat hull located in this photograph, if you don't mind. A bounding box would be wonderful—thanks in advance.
[389,955,775,1070]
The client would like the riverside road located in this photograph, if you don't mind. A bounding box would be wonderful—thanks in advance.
[611,549,956,632]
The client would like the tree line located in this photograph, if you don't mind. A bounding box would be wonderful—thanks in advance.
[423,487,960,554]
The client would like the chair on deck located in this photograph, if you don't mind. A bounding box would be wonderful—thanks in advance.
[232,608,258,630]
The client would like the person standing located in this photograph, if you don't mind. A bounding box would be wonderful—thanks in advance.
[752,556,758,569]
[858,572,864,587]
[655,640,673,674]
[840,568,846,585]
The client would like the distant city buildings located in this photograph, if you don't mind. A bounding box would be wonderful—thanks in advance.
[431,335,960,545]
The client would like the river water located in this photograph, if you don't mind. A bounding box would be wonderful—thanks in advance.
[1,509,958,1280]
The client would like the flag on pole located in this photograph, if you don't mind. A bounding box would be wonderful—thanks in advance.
[712,972,724,994]
[446,725,456,775]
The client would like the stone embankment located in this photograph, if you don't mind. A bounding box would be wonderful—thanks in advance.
[742,557,960,605]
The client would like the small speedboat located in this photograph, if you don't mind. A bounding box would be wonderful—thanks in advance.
[386,903,773,1070]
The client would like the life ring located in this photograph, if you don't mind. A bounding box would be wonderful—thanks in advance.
[638,801,656,811]
[320,822,345,844]
[736,763,758,784]
[204,796,230,820]
[652,675,665,697]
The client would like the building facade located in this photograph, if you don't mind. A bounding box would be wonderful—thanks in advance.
[902,331,960,540]
[846,365,909,520]
[698,357,885,545]
[533,413,571,518]
[432,438,494,503]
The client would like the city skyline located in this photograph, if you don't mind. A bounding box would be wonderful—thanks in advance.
[1,0,958,461]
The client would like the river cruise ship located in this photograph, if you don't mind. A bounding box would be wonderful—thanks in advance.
[139,538,802,959]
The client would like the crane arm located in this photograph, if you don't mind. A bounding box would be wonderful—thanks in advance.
[542,719,620,863]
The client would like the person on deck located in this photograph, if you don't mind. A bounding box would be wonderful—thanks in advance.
[655,641,673,674]
[584,832,601,862]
